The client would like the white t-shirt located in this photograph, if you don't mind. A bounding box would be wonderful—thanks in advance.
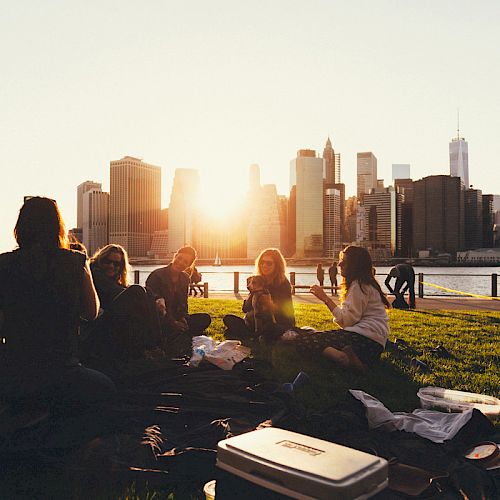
[332,280,389,347]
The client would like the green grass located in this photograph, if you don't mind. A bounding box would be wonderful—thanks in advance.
[190,299,500,411]
[4,301,499,499]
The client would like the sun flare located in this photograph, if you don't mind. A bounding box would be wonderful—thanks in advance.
[198,182,246,222]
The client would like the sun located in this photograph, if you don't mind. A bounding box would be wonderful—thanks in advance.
[198,178,246,222]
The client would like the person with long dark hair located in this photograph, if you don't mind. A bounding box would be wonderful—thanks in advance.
[0,197,115,424]
[146,246,211,353]
[223,248,295,340]
[288,246,390,372]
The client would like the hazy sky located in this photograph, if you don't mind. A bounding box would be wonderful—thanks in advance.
[1,0,499,252]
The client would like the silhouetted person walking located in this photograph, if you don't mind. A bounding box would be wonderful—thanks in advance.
[328,262,338,295]
[316,263,325,287]
[385,263,416,309]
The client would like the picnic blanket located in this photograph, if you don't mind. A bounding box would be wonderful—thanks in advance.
[1,357,498,498]
[0,358,287,497]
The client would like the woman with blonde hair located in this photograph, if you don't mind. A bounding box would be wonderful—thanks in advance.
[90,244,130,309]
[223,248,295,340]
[289,245,390,372]
[85,244,162,362]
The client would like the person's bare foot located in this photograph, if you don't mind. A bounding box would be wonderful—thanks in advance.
[342,346,368,374]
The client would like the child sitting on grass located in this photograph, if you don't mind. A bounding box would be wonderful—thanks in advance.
[285,246,390,373]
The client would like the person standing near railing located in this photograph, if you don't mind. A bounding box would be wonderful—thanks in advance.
[328,261,338,296]
[316,263,325,287]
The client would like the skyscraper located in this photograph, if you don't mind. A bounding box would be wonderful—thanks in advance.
[247,184,281,258]
[77,180,101,229]
[109,156,161,257]
[290,149,324,257]
[357,152,377,200]
[395,178,414,257]
[481,194,495,248]
[323,137,341,184]
[82,188,109,255]
[286,185,297,257]
[464,189,483,250]
[323,137,345,250]
[359,186,400,256]
[324,187,341,258]
[413,175,464,255]
[194,209,246,260]
[449,128,469,188]
[345,196,358,243]
[392,164,410,181]
[168,168,200,254]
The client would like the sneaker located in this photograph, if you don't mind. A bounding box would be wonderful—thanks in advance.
[429,345,452,358]
[410,358,431,373]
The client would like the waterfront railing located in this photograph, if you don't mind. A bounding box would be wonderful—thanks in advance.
[132,270,499,299]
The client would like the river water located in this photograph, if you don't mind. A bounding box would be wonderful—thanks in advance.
[131,264,500,298]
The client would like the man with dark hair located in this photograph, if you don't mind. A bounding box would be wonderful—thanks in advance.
[385,263,416,309]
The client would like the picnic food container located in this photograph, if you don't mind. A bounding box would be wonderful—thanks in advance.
[417,387,500,422]
[216,427,388,499]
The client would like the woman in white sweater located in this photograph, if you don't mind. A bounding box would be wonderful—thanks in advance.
[293,246,390,372]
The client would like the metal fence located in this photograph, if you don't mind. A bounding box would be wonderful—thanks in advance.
[133,270,499,299]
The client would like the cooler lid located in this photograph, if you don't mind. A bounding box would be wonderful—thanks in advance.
[222,427,381,483]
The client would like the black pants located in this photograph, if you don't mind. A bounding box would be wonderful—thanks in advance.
[81,285,163,362]
[394,275,416,308]
[223,314,284,342]
[163,313,212,357]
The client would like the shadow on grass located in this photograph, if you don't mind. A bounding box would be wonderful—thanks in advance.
[254,342,422,414]
[410,309,500,325]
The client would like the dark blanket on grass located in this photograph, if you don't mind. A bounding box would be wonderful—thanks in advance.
[1,358,498,499]
[0,358,287,496]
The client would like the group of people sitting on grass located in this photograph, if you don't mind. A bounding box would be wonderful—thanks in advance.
[0,196,394,419]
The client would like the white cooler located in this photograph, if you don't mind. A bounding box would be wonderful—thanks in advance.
[216,427,388,499]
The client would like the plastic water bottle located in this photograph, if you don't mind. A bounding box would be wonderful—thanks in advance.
[189,347,206,367]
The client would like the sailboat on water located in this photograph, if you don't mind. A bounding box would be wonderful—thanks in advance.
[213,251,222,266]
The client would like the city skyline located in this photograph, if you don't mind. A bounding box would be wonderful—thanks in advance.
[2,1,500,252]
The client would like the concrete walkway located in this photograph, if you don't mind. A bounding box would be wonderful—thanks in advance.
[197,291,500,312]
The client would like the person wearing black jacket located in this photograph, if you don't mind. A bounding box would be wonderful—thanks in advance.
[145,246,211,340]
[86,244,162,361]
[0,197,115,424]
[384,263,416,309]
[223,248,295,340]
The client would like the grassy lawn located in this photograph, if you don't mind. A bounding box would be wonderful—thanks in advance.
[190,299,500,412]
[3,301,498,499]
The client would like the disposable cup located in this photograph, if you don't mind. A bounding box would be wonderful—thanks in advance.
[204,479,216,500]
